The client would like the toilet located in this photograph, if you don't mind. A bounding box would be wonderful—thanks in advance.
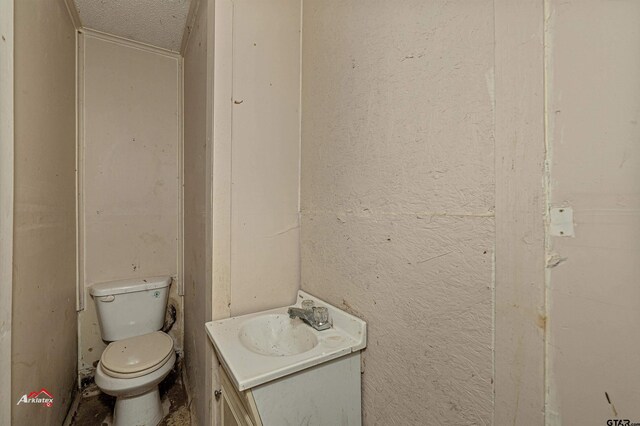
[91,276,176,426]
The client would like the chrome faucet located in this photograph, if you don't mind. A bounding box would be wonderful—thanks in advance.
[288,300,331,331]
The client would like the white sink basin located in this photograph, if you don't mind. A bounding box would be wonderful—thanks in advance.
[205,291,367,390]
[238,314,318,356]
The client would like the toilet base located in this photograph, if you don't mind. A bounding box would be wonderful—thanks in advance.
[114,386,164,426]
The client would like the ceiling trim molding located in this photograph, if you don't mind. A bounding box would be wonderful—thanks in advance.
[180,0,201,56]
[63,0,82,30]
[80,28,182,59]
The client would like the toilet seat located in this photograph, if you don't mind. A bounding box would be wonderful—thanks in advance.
[101,331,174,379]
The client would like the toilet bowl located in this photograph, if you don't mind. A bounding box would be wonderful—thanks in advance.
[90,277,175,426]
[95,333,176,426]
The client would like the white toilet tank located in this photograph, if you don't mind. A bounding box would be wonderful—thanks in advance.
[90,276,172,341]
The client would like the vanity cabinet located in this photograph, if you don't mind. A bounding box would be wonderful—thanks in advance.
[206,291,367,426]
[218,352,362,426]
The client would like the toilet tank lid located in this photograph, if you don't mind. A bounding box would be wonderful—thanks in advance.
[90,276,172,297]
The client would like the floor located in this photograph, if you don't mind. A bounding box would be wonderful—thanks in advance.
[67,360,191,426]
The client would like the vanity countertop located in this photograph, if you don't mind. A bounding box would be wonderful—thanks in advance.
[205,290,367,391]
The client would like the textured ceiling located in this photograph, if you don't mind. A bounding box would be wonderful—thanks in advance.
[73,0,192,52]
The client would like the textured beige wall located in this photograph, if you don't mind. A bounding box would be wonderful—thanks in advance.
[546,1,640,423]
[229,0,301,316]
[77,34,181,375]
[183,0,212,424]
[301,1,495,423]
[12,1,78,424]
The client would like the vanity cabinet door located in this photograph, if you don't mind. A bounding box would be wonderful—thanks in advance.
[221,395,241,426]
[221,387,254,426]
[219,367,262,426]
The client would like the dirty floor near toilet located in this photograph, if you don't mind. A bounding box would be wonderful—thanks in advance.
[68,364,190,426]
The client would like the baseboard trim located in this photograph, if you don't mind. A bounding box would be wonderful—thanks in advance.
[62,386,82,426]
